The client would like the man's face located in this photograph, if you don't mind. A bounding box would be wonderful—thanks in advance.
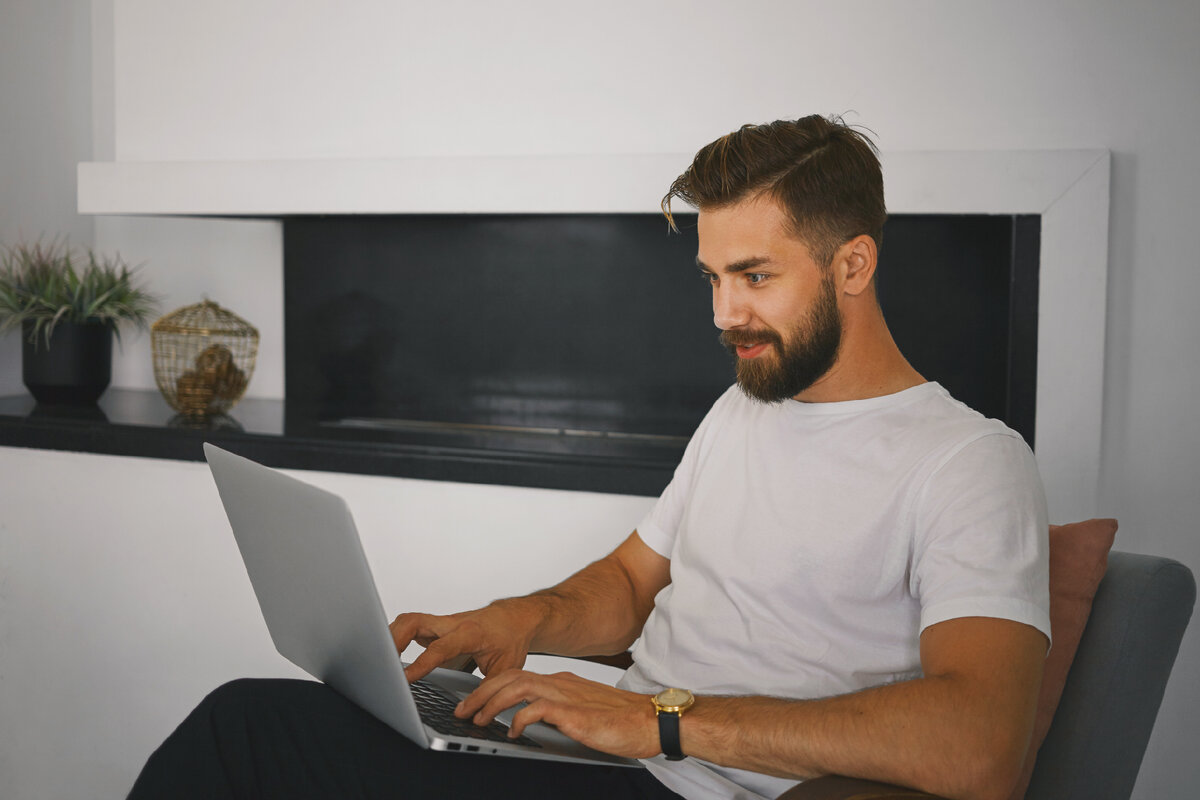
[696,196,842,403]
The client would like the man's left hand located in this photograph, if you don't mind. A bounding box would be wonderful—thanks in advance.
[455,670,661,759]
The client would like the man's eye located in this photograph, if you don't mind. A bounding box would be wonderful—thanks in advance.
[699,271,718,284]
[747,273,768,285]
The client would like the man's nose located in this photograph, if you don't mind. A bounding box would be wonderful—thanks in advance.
[712,286,750,330]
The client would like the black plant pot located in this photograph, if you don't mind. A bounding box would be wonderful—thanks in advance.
[22,319,113,405]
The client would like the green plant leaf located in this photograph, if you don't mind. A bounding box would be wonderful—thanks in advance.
[0,239,158,341]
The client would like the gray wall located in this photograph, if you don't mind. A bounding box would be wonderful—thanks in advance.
[0,0,94,395]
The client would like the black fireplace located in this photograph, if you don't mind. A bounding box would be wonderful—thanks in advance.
[282,213,1039,495]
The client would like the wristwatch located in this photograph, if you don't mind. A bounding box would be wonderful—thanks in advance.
[652,687,695,761]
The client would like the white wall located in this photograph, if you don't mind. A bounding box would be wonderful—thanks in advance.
[95,215,286,399]
[2,0,1198,797]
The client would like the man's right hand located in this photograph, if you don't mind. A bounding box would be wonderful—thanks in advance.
[389,601,540,684]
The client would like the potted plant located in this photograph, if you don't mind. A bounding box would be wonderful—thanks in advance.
[0,239,157,404]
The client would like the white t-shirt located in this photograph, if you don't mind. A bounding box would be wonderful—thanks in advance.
[617,382,1051,800]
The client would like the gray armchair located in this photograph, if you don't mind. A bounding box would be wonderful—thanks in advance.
[777,551,1196,800]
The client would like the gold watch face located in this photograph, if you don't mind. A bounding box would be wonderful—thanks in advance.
[654,687,695,712]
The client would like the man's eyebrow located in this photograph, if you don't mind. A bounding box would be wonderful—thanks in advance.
[695,256,772,274]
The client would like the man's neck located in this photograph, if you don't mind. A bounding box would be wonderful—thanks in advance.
[793,301,925,404]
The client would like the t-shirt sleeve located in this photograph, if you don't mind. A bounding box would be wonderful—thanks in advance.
[910,432,1052,644]
[636,386,736,558]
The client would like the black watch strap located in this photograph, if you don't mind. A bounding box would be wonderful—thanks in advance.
[657,710,685,761]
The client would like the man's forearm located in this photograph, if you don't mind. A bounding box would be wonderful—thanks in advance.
[681,677,1029,800]
[494,543,659,658]
[679,617,1046,800]
[393,531,668,682]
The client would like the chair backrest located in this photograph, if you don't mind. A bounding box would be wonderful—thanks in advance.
[1025,551,1195,800]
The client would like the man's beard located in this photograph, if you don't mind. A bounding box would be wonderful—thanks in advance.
[719,272,842,404]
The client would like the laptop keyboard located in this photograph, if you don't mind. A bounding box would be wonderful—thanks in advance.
[410,679,542,748]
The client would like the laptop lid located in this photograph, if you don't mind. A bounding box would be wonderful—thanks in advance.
[203,442,429,744]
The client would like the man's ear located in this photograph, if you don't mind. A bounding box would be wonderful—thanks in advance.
[836,235,878,296]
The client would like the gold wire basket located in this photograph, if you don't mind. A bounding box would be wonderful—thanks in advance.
[151,300,259,418]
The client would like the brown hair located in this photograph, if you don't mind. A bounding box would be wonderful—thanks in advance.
[663,114,886,267]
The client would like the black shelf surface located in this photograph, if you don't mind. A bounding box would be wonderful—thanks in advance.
[0,389,683,496]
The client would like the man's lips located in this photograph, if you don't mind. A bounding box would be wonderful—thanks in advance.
[736,342,770,359]
[720,330,779,359]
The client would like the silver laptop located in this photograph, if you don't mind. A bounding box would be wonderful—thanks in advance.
[203,442,638,767]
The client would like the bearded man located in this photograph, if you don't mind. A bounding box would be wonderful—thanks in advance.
[130,115,1049,800]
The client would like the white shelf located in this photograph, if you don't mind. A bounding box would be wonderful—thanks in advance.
[77,154,690,216]
[78,150,1104,217]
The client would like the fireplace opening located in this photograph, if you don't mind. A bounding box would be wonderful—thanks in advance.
[282,213,1038,493]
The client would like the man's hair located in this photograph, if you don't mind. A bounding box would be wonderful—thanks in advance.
[663,114,886,268]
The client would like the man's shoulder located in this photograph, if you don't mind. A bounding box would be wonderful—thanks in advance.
[909,384,1027,448]
[876,386,1029,480]
[904,381,1009,422]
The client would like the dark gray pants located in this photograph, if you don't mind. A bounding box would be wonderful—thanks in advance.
[128,678,684,800]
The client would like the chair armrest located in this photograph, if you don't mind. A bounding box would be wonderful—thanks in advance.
[448,651,635,674]
[775,775,949,800]
[572,651,635,670]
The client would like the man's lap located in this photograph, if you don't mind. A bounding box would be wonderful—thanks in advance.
[128,677,681,800]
